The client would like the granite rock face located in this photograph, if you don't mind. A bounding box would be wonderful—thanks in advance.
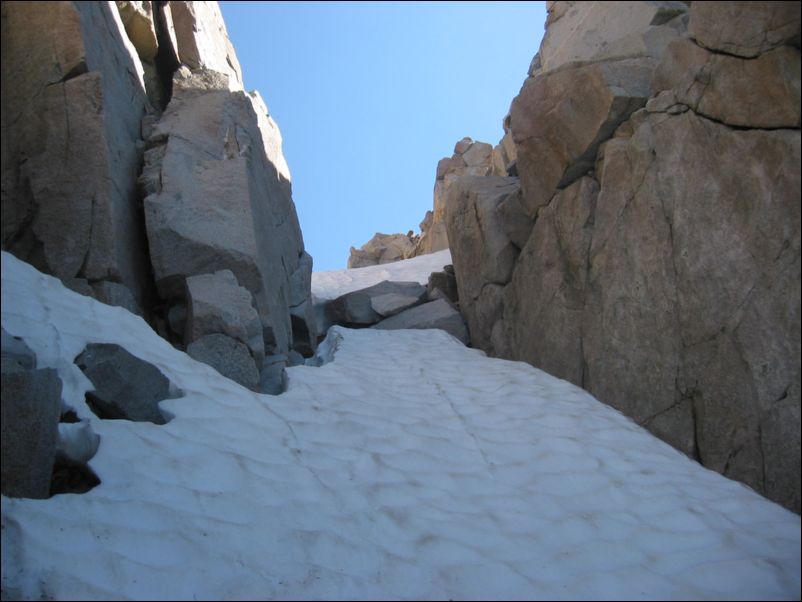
[1,1,314,374]
[445,0,801,513]
[142,70,313,358]
[1,1,152,312]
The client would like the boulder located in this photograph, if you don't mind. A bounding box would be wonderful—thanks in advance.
[370,293,422,318]
[325,281,427,327]
[185,270,264,363]
[1,2,151,311]
[427,266,459,306]
[347,233,417,268]
[187,334,260,392]
[688,1,801,58]
[509,57,654,218]
[142,76,310,357]
[1,365,63,499]
[373,299,470,345]
[76,343,180,424]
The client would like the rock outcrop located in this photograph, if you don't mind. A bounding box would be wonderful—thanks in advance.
[1,2,315,391]
[346,136,502,268]
[348,232,418,268]
[445,1,801,513]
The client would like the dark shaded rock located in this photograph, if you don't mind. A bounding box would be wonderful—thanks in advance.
[186,333,260,392]
[1,366,62,499]
[76,343,181,424]
[50,455,100,497]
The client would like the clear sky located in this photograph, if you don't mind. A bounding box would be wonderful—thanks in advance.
[219,1,547,271]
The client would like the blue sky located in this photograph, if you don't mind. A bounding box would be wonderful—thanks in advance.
[220,1,547,271]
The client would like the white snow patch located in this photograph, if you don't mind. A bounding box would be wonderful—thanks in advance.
[311,249,452,300]
[2,251,800,600]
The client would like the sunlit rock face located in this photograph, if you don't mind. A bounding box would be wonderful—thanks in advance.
[1,1,314,386]
[445,0,801,513]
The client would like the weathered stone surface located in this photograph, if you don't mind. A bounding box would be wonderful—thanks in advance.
[573,111,798,510]
[115,1,158,61]
[652,39,801,129]
[538,1,688,75]
[142,79,309,357]
[370,293,422,318]
[185,270,264,363]
[416,138,496,256]
[1,1,151,311]
[169,1,243,90]
[498,176,599,380]
[372,299,470,345]
[427,267,459,305]
[326,281,427,327]
[688,1,801,58]
[446,176,525,298]
[444,176,529,351]
[509,57,653,218]
[348,233,416,268]
[76,343,179,424]
[187,334,260,392]
[446,1,801,513]
[1,366,62,499]
[491,131,518,177]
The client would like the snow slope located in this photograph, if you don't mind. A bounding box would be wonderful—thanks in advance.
[311,249,452,300]
[1,250,800,600]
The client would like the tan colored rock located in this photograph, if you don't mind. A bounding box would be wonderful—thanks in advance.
[537,1,688,75]
[416,137,495,256]
[509,57,653,218]
[169,1,243,91]
[652,38,801,128]
[688,1,801,58]
[115,1,158,61]
[348,233,416,268]
[587,110,800,511]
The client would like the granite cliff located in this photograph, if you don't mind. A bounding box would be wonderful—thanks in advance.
[441,0,801,513]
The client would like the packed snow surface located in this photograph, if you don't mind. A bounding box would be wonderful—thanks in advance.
[1,251,800,600]
[311,249,452,300]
